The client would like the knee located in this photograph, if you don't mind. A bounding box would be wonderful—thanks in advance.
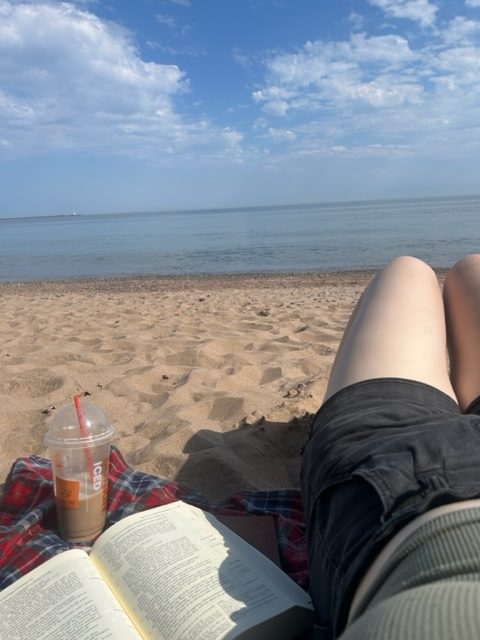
[384,255,436,281]
[448,254,480,275]
[444,254,480,291]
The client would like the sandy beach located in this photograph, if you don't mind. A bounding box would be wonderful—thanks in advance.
[0,272,374,501]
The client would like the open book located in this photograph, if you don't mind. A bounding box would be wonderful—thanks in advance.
[0,501,314,639]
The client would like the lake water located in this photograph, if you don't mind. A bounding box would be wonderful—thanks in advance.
[1,195,479,281]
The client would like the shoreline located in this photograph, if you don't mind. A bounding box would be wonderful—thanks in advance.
[0,267,449,294]
[0,270,377,292]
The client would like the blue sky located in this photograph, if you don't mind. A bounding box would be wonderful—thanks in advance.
[1,0,480,216]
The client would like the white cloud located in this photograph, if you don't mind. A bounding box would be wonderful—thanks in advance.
[0,1,234,159]
[466,0,480,7]
[253,85,293,116]
[252,18,480,159]
[442,16,480,44]
[368,0,438,27]
[156,14,176,28]
[433,45,480,87]
[253,33,420,117]
[232,48,253,69]
[223,127,243,147]
[347,76,423,107]
[349,11,365,31]
[266,127,296,142]
[0,1,189,154]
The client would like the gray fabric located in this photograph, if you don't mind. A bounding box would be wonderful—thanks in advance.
[341,507,480,639]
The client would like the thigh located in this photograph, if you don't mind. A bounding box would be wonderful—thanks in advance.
[444,254,480,411]
[326,256,456,403]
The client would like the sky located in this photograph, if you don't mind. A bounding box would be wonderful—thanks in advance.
[1,0,480,217]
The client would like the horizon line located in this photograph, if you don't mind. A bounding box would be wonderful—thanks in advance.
[1,192,479,222]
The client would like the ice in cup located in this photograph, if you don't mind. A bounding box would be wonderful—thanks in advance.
[44,397,115,543]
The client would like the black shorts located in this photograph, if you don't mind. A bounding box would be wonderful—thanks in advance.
[300,378,480,640]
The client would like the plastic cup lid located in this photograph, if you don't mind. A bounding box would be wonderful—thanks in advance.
[44,402,115,449]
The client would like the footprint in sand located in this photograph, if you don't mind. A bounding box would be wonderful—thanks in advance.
[208,396,245,422]
[241,321,274,332]
[260,367,282,385]
[0,369,64,397]
[42,352,96,367]
[96,350,135,366]
[68,337,102,347]
[137,391,170,409]
[313,344,335,356]
[165,349,219,368]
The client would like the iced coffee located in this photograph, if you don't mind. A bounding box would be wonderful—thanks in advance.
[45,398,115,543]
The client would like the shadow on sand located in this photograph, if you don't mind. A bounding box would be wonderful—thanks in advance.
[174,412,315,503]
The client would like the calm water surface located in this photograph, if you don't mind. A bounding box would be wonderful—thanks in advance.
[0,196,479,281]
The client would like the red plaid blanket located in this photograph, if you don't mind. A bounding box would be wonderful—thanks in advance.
[0,446,309,592]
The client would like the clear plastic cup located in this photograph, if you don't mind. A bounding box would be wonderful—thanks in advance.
[44,400,115,543]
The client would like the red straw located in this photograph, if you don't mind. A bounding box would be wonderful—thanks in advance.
[74,395,95,483]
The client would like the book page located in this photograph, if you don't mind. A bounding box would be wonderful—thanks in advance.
[0,549,142,640]
[91,501,313,640]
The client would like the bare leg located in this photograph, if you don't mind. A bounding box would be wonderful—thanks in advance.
[325,256,456,403]
[443,254,480,411]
